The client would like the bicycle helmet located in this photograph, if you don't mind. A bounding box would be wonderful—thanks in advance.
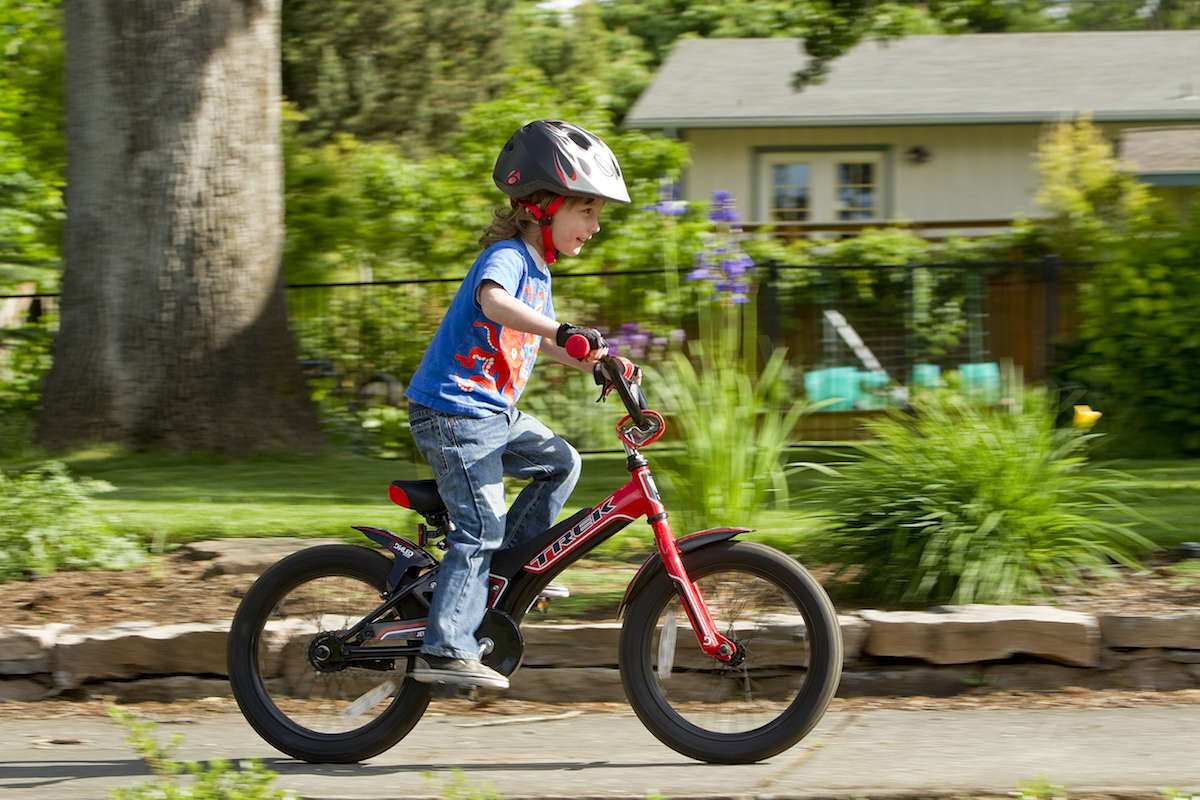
[493,120,630,263]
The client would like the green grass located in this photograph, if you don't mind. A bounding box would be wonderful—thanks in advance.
[4,448,1194,607]
[37,447,634,550]
[1101,458,1200,548]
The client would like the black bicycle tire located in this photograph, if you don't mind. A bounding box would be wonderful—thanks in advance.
[227,544,431,763]
[618,541,842,764]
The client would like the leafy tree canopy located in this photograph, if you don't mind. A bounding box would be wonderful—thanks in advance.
[281,0,516,150]
[0,0,63,288]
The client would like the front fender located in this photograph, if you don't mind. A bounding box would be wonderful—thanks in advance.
[616,527,752,618]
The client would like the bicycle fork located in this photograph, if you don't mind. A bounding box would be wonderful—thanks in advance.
[631,463,739,662]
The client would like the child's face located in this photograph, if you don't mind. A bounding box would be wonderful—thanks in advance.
[550,197,605,258]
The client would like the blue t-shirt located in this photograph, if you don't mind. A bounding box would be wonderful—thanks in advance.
[405,239,554,417]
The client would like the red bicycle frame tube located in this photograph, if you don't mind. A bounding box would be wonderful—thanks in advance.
[523,461,736,661]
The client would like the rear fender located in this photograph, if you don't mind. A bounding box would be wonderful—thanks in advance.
[352,525,438,590]
[616,528,751,618]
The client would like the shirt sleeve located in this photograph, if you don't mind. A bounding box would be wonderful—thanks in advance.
[474,247,525,306]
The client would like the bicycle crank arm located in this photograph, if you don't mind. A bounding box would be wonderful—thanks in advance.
[340,643,422,663]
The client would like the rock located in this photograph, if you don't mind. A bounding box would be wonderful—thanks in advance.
[87,676,234,703]
[1099,613,1200,649]
[173,537,346,578]
[1109,656,1198,691]
[983,663,1105,692]
[521,623,621,667]
[507,667,626,703]
[0,625,71,675]
[0,677,53,702]
[837,667,970,697]
[50,622,229,688]
[840,615,869,661]
[1164,649,1200,664]
[861,605,1100,667]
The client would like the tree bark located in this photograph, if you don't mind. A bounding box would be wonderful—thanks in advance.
[40,0,320,451]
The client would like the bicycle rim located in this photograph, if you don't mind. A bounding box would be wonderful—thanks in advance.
[621,541,841,764]
[649,569,813,733]
[248,571,416,736]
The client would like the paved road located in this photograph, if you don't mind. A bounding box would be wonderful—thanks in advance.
[4,705,1199,800]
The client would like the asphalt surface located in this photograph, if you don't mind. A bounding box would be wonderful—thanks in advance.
[4,704,1200,800]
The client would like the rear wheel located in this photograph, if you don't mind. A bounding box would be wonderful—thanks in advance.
[227,544,431,762]
[619,541,842,764]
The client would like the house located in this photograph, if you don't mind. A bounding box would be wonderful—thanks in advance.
[1120,125,1200,215]
[625,32,1200,237]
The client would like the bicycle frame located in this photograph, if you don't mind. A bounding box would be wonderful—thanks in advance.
[339,360,741,666]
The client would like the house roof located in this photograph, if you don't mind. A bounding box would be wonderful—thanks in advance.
[1120,126,1200,172]
[625,32,1200,129]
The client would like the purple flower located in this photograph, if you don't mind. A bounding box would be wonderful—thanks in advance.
[604,323,679,361]
[644,180,688,216]
[709,190,739,224]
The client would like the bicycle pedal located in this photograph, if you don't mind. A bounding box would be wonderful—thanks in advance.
[533,582,570,613]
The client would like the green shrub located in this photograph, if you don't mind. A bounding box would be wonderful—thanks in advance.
[653,301,810,532]
[0,461,144,582]
[797,388,1152,606]
[0,318,54,457]
[1057,204,1200,455]
[108,708,296,800]
[1025,115,1160,262]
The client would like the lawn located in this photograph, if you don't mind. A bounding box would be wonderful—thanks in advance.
[54,447,638,551]
[1103,458,1200,548]
[32,447,1194,554]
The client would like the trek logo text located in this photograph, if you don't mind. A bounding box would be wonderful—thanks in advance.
[526,500,616,572]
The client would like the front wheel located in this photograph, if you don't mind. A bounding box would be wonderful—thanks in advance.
[227,544,431,763]
[619,541,842,764]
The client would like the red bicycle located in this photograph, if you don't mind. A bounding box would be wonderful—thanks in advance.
[227,355,842,764]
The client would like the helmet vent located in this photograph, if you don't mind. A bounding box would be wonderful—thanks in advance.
[568,130,592,149]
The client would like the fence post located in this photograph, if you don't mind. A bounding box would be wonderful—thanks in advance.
[1042,255,1060,379]
[761,259,780,349]
[903,264,915,393]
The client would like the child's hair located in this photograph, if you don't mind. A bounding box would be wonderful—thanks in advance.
[478,189,560,249]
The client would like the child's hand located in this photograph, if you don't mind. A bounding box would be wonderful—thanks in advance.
[556,323,606,360]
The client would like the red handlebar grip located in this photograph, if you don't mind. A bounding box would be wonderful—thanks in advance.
[564,334,591,359]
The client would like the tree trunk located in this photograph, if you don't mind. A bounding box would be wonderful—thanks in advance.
[40,0,320,451]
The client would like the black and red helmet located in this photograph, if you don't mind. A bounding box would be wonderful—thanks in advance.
[493,120,629,264]
[494,120,631,205]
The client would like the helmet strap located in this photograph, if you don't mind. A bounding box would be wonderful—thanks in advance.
[514,195,565,264]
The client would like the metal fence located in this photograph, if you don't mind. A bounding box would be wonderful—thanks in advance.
[1,257,1091,441]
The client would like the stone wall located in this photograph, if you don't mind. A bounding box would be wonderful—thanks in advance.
[3,607,1198,704]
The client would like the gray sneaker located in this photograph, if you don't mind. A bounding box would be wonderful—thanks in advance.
[410,655,509,689]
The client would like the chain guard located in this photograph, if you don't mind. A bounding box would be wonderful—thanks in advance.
[477,609,523,676]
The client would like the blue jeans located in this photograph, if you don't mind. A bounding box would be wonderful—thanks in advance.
[408,402,581,659]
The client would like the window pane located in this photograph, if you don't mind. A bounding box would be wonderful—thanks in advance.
[774,187,808,220]
[839,163,873,186]
[773,162,809,187]
[837,161,876,220]
[771,162,809,221]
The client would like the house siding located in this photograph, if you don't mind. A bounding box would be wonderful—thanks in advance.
[680,122,1184,227]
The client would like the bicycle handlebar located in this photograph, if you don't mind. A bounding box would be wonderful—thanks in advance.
[597,354,649,429]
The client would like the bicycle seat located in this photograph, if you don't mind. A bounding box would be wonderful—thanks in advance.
[389,479,446,516]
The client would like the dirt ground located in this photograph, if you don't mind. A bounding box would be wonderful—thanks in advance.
[4,547,1199,630]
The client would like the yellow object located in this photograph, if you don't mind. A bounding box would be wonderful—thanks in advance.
[1073,405,1102,427]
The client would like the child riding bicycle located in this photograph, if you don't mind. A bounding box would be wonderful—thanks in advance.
[403,120,641,689]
